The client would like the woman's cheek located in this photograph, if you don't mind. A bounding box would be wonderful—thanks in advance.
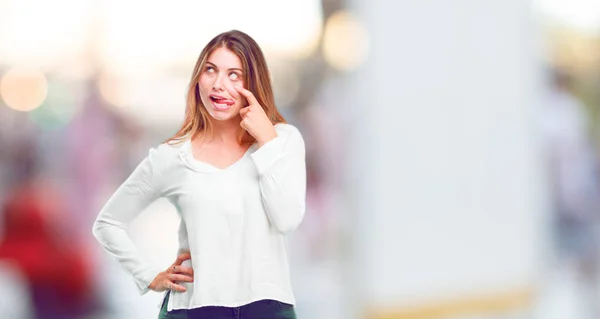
[223,81,234,94]
[198,77,211,93]
[224,81,244,101]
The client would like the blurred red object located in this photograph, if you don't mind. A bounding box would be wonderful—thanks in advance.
[0,179,95,317]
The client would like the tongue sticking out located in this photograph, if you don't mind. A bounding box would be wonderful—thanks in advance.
[214,98,234,106]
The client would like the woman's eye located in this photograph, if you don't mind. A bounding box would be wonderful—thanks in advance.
[206,67,215,73]
[229,72,240,81]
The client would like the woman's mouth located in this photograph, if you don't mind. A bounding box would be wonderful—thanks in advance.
[209,94,234,110]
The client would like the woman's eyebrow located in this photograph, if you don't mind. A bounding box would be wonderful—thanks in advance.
[206,61,242,72]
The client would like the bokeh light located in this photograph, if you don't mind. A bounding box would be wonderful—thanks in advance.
[322,11,370,72]
[29,82,79,130]
[0,67,48,112]
[97,71,126,108]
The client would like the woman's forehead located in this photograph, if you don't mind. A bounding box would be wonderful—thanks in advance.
[206,47,242,69]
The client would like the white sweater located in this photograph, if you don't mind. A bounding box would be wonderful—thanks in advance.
[92,123,306,310]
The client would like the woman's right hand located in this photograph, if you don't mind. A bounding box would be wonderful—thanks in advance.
[148,252,194,292]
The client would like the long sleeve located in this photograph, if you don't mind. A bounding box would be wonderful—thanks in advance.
[92,148,163,295]
[250,124,306,234]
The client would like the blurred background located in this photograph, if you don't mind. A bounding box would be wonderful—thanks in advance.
[1,0,600,318]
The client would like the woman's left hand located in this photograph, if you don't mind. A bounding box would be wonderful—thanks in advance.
[236,85,277,147]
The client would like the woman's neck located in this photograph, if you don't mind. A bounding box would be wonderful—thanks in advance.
[200,117,241,145]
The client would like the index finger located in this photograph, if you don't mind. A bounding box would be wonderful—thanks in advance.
[175,252,191,265]
[235,85,259,106]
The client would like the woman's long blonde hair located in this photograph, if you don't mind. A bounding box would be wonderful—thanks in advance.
[166,30,286,145]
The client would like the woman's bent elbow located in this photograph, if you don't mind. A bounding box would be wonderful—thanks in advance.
[91,218,107,243]
[273,209,305,234]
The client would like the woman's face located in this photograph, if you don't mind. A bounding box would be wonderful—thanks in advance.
[198,47,246,123]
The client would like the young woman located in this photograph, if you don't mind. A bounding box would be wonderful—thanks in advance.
[92,30,306,319]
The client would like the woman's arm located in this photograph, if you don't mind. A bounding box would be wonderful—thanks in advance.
[92,148,163,295]
[251,125,307,234]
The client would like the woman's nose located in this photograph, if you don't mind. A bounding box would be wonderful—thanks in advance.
[212,74,225,91]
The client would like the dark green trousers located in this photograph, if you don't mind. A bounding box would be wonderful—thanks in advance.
[158,291,297,319]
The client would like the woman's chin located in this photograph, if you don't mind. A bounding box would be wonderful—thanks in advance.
[207,110,238,122]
